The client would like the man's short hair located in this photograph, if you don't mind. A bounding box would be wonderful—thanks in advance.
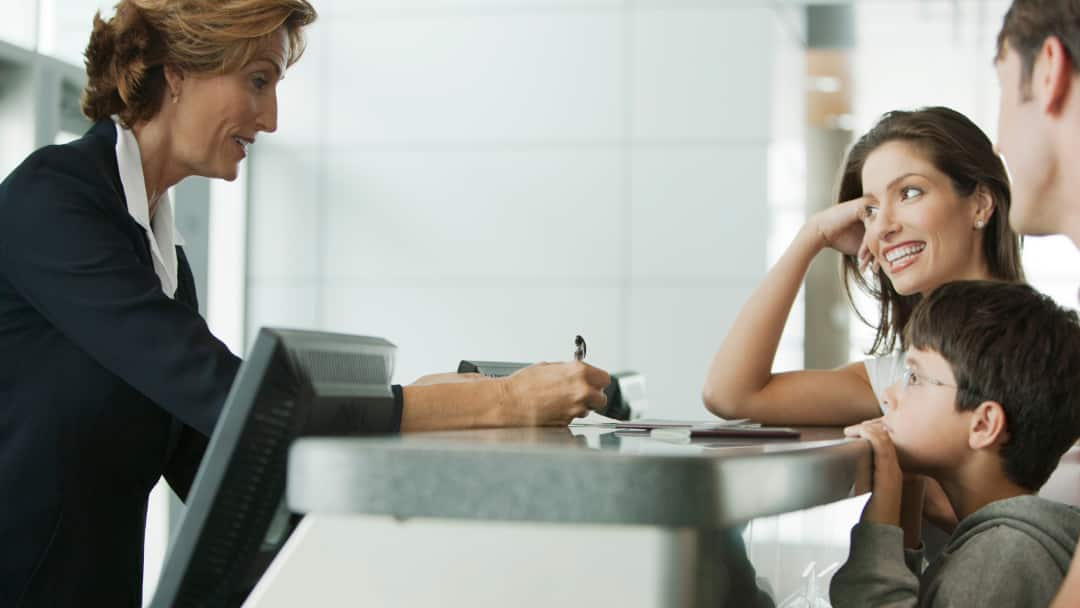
[905,280,1080,491]
[997,0,1080,98]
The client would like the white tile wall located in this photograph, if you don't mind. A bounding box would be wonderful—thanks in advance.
[248,146,323,281]
[246,284,322,343]
[628,285,755,419]
[323,14,625,144]
[630,145,768,281]
[321,147,624,281]
[631,7,773,141]
[321,0,625,19]
[248,0,793,417]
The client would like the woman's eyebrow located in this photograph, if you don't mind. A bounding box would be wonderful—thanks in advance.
[883,172,924,192]
[250,58,283,79]
[865,172,926,198]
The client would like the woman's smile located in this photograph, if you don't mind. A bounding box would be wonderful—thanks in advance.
[883,241,926,274]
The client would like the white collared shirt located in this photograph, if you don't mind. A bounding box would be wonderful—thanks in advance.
[113,119,186,299]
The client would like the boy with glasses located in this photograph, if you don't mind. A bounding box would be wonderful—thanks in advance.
[830,280,1080,607]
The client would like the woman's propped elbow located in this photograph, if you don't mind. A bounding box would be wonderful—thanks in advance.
[702,384,751,420]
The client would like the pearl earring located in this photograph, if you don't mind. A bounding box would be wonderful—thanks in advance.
[975,219,985,229]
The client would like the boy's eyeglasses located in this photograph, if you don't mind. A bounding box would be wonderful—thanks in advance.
[900,367,957,393]
[900,367,989,404]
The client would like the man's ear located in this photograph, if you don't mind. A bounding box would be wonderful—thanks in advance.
[969,401,1009,450]
[1035,35,1074,116]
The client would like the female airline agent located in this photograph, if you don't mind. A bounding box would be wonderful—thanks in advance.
[0,1,610,605]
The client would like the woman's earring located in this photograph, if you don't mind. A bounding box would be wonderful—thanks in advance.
[172,94,179,104]
[974,219,985,229]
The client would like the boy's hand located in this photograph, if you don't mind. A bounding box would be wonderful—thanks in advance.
[845,419,902,527]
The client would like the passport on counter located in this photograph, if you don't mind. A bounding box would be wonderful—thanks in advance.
[614,418,800,439]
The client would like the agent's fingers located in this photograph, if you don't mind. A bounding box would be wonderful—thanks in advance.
[583,387,608,411]
[576,362,611,389]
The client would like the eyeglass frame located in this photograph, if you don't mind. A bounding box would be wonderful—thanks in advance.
[899,366,990,403]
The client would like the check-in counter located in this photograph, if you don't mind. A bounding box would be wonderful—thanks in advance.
[246,426,872,607]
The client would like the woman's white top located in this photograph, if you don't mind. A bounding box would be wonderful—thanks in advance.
[113,119,185,299]
[864,351,905,414]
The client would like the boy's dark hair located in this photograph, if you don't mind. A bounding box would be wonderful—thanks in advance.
[905,280,1080,491]
[996,0,1080,100]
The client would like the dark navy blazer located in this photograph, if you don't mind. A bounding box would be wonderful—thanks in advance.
[0,120,242,606]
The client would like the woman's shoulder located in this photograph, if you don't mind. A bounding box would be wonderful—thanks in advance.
[863,351,905,403]
[864,350,904,367]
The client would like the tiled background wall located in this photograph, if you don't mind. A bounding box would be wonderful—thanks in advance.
[247,0,804,420]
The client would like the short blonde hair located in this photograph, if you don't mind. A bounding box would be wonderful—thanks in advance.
[81,0,317,127]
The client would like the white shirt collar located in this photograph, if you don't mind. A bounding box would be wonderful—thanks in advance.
[113,119,185,299]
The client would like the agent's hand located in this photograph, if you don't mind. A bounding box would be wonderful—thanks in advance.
[499,361,610,427]
[410,372,485,386]
[809,197,876,272]
[845,419,902,527]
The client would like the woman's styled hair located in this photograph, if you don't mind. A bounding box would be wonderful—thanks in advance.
[81,0,317,127]
[836,106,1025,356]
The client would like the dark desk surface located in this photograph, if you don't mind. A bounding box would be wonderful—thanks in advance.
[287,425,871,529]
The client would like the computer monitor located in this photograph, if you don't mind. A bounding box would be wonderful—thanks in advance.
[149,328,397,608]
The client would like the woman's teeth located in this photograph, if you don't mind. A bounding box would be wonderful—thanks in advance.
[885,243,925,264]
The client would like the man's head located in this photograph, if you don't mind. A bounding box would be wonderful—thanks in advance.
[881,280,1080,491]
[995,0,1080,241]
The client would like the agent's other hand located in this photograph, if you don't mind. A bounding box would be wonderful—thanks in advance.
[810,197,877,271]
[499,361,610,427]
[845,418,903,527]
[410,372,485,386]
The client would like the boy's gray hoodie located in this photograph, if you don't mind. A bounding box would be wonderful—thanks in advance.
[830,494,1080,607]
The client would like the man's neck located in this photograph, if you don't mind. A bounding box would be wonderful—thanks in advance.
[1058,94,1080,249]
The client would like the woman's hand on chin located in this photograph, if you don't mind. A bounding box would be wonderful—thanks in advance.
[810,197,873,265]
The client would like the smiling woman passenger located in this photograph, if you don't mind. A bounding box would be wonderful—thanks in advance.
[702,106,1024,426]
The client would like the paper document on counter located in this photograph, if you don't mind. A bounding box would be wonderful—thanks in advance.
[613,418,755,430]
